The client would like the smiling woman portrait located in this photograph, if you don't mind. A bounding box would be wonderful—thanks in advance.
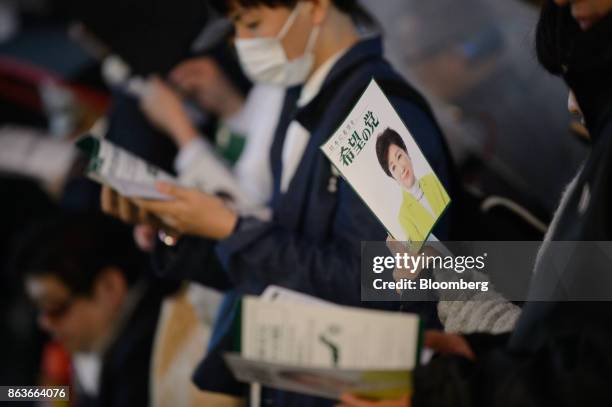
[375,128,450,245]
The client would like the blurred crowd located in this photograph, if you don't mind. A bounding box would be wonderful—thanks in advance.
[1,0,611,406]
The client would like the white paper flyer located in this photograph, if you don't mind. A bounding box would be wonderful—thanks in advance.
[321,80,450,249]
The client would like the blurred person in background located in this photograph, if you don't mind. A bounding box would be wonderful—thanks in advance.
[101,44,285,407]
[339,0,612,405]
[136,57,284,219]
[101,56,288,406]
[111,55,284,254]
[14,212,176,407]
[108,56,285,407]
[0,179,57,386]
[4,1,268,403]
[59,0,254,211]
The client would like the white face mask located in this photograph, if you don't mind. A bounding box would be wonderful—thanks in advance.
[235,3,320,87]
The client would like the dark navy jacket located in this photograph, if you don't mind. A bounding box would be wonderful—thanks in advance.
[76,280,171,407]
[413,18,612,406]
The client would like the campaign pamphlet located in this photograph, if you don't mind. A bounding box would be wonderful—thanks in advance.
[224,289,420,400]
[320,80,451,250]
[76,133,261,211]
[76,134,175,200]
[224,353,411,401]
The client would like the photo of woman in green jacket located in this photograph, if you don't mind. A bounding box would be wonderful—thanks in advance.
[375,128,450,245]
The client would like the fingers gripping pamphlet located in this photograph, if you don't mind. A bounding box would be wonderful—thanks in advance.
[320,80,451,251]
[224,287,421,401]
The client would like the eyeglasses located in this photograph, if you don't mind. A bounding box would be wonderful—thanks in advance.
[38,297,75,320]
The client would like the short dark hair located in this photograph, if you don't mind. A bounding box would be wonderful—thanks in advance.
[14,212,146,296]
[211,0,359,16]
[535,0,581,76]
[375,128,408,178]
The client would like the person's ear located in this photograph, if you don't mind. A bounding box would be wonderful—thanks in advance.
[308,0,330,25]
[93,267,128,309]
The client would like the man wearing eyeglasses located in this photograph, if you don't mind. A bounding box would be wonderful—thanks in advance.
[16,213,171,407]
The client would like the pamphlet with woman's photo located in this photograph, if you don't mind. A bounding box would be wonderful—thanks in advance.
[321,80,450,250]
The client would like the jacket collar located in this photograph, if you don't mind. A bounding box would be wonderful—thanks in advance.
[295,36,384,132]
[320,35,383,92]
[275,36,384,228]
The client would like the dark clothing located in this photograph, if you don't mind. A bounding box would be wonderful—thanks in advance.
[562,13,612,141]
[0,177,57,386]
[151,236,233,291]
[106,90,179,174]
[493,11,612,357]
[512,120,612,347]
[414,117,612,407]
[69,0,209,76]
[413,14,612,404]
[191,289,245,396]
[76,280,171,407]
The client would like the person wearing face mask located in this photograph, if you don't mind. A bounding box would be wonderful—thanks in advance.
[103,2,455,403]
[126,0,453,301]
[232,0,323,87]
[376,128,450,245]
